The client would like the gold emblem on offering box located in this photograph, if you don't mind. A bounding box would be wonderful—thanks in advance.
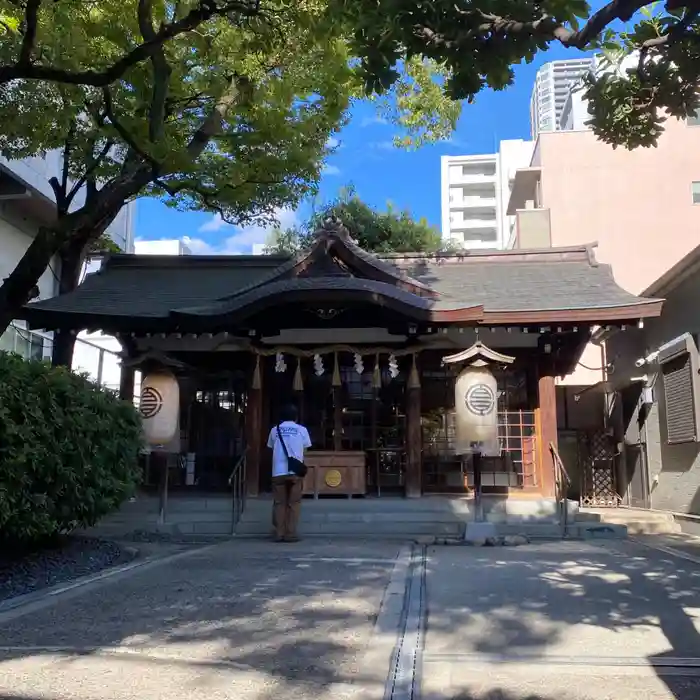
[325,469,342,488]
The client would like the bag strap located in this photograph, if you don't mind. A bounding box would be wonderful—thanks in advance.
[276,424,291,459]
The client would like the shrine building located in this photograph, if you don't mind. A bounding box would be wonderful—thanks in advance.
[21,219,663,504]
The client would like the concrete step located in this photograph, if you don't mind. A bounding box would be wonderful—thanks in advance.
[575,507,681,535]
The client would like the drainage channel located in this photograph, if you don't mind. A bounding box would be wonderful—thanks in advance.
[384,544,427,700]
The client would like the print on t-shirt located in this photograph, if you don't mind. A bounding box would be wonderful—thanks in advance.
[267,420,312,477]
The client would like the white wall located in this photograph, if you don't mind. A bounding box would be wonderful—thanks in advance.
[497,140,535,249]
[0,203,57,301]
[0,152,136,252]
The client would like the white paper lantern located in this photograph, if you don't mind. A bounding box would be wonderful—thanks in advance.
[313,353,324,376]
[454,366,499,456]
[139,371,180,445]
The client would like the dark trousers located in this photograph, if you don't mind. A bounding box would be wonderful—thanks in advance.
[272,475,303,539]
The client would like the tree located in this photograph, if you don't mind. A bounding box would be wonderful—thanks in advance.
[0,1,268,86]
[336,0,700,149]
[0,1,462,366]
[264,186,444,254]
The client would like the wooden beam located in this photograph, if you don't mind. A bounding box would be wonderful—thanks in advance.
[537,364,558,499]
[405,384,422,498]
[119,364,135,403]
[245,361,263,497]
[333,386,343,451]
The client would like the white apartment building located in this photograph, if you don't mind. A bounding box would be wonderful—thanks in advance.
[529,57,594,139]
[440,139,534,250]
[559,52,641,132]
[0,151,135,362]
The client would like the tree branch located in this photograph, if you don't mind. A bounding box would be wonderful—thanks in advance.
[19,0,42,65]
[186,74,252,160]
[65,138,115,209]
[415,0,664,55]
[0,0,265,86]
[137,0,172,143]
[102,86,162,175]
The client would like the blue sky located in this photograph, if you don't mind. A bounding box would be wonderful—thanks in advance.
[135,42,585,255]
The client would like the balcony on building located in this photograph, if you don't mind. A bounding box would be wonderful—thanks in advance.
[506,166,551,249]
[448,160,497,186]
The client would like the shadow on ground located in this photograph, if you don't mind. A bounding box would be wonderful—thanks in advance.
[1,540,700,699]
[425,541,700,700]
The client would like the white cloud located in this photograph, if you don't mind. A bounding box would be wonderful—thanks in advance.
[326,136,340,149]
[198,213,228,233]
[185,207,300,255]
[370,140,395,151]
[323,164,341,176]
[361,116,389,127]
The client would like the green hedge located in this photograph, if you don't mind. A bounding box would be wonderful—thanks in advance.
[0,352,143,548]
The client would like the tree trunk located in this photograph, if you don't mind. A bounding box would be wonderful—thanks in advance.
[50,243,84,367]
[0,227,60,336]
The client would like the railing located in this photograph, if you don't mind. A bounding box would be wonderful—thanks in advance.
[550,441,572,538]
[228,448,248,535]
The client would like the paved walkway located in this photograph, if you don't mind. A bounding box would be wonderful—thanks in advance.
[0,540,402,700]
[423,539,700,700]
[2,537,700,700]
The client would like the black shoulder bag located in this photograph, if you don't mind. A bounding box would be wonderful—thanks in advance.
[276,424,308,478]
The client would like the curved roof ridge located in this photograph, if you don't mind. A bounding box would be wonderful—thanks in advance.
[214,217,436,302]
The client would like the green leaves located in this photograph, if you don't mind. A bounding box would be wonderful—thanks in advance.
[334,0,700,149]
[265,188,443,254]
[0,352,143,547]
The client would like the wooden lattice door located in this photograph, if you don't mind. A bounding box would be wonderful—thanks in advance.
[579,430,621,507]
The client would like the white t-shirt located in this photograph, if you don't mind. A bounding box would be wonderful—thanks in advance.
[267,421,312,477]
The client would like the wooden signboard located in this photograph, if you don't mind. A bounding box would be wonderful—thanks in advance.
[303,451,366,498]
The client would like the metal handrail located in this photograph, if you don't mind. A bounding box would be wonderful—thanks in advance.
[549,441,571,538]
[229,448,248,536]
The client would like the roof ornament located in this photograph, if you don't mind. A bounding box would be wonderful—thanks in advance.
[442,340,515,368]
[317,215,353,243]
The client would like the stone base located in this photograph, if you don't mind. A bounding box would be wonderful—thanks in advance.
[464,522,497,545]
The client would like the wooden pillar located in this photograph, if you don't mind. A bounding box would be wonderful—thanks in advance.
[246,357,263,497]
[537,366,558,498]
[119,364,135,403]
[405,355,422,498]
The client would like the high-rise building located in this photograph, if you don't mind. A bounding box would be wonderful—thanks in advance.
[440,139,534,250]
[529,58,594,139]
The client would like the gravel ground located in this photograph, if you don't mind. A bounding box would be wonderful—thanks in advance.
[0,536,136,602]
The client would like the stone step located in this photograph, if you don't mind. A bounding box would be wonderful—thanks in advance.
[576,507,681,535]
[236,520,464,537]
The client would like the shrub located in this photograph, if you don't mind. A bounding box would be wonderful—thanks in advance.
[0,352,143,548]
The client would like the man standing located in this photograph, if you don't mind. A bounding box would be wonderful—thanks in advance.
[267,404,311,542]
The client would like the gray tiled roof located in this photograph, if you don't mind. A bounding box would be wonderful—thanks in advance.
[21,244,660,326]
[387,256,651,311]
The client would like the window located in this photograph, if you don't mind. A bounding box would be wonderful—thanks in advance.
[659,334,700,444]
[688,110,700,126]
[0,325,46,360]
[692,182,700,204]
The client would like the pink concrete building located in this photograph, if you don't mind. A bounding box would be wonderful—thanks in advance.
[508,116,700,390]
[508,116,700,296]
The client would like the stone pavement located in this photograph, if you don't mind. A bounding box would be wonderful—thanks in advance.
[2,537,700,700]
[422,539,700,700]
[0,539,403,700]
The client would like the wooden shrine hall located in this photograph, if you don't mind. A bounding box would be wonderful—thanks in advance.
[21,219,663,501]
